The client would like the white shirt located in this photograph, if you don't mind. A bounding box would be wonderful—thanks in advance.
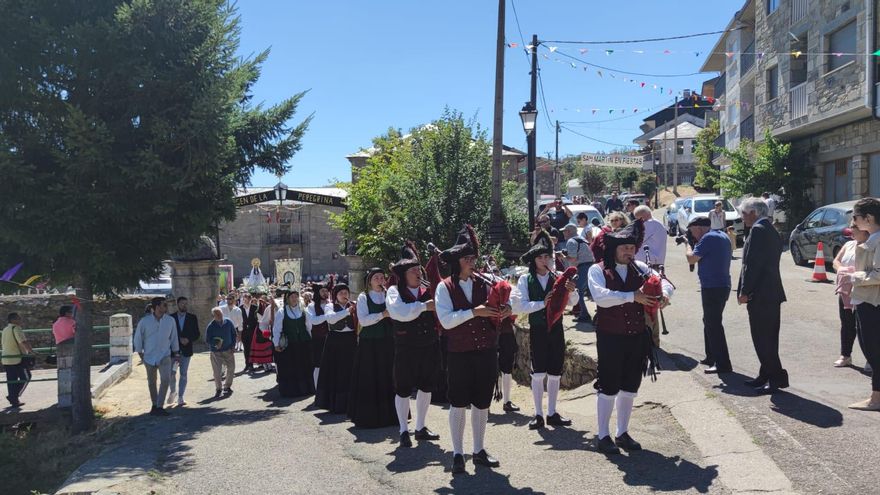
[133,314,180,366]
[271,305,311,346]
[435,278,475,330]
[324,302,355,332]
[637,218,668,265]
[220,304,243,331]
[357,291,387,327]
[386,285,429,322]
[305,301,332,327]
[510,272,578,315]
[708,210,726,230]
[587,261,674,308]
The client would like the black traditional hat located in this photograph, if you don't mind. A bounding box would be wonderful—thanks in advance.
[520,229,554,265]
[310,275,334,299]
[364,267,385,289]
[602,219,644,267]
[331,282,350,301]
[686,216,711,228]
[391,241,421,278]
[439,224,479,264]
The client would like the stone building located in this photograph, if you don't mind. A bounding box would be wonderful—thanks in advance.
[703,0,880,205]
[218,187,349,283]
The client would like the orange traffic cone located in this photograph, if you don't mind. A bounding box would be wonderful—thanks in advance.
[811,241,830,283]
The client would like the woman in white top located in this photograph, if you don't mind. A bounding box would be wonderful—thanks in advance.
[271,289,314,397]
[314,284,358,414]
[708,201,726,230]
[833,225,870,369]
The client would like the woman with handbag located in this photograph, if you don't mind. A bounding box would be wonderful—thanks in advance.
[2,313,34,408]
[348,268,397,428]
[272,288,315,398]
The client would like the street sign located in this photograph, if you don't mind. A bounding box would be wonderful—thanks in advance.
[580,153,644,169]
[234,189,347,209]
[234,190,275,207]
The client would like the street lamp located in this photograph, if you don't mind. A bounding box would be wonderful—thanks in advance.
[520,102,538,230]
[273,181,288,203]
[653,154,661,208]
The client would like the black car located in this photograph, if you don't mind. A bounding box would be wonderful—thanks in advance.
[789,200,856,267]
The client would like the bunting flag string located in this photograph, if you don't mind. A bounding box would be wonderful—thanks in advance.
[511,43,880,58]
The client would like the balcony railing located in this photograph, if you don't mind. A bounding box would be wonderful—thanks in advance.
[714,73,726,97]
[266,233,300,245]
[740,115,755,141]
[741,41,755,74]
[790,82,808,120]
[791,0,808,25]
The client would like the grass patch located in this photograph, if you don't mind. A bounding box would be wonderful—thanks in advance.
[0,410,130,495]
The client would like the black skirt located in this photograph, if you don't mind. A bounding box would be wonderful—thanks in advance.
[348,334,397,428]
[315,331,357,414]
[274,339,315,398]
[311,335,327,367]
[431,335,449,404]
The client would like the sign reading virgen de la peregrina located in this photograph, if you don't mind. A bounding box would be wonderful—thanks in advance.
[234,189,347,209]
[580,153,644,169]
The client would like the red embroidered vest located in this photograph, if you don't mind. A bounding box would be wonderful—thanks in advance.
[594,263,647,336]
[442,277,498,353]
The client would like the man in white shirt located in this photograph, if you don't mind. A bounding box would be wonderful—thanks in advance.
[434,225,509,474]
[587,222,674,455]
[633,205,667,266]
[386,241,440,448]
[220,293,244,341]
[133,297,180,416]
[511,230,578,431]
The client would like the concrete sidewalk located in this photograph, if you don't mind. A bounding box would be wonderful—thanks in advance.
[55,315,796,494]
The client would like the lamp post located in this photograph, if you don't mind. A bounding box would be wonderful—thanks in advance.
[273,181,288,204]
[653,153,660,208]
[520,101,538,231]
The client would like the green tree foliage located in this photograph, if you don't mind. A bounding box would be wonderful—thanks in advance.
[332,111,493,268]
[501,181,530,249]
[0,0,310,432]
[693,119,721,191]
[636,173,658,198]
[579,166,607,198]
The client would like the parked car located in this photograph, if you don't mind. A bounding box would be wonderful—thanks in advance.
[676,195,745,242]
[789,200,856,267]
[620,193,647,206]
[664,198,687,236]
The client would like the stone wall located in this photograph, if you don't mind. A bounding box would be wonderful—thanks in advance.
[512,317,597,389]
[0,294,152,365]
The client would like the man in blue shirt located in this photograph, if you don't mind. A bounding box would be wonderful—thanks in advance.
[206,307,238,398]
[685,217,733,374]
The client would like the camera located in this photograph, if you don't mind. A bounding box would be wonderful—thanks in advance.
[675,232,697,272]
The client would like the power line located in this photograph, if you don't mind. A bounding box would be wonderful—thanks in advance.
[540,28,740,45]
[548,46,703,78]
[508,0,530,65]
[559,125,637,149]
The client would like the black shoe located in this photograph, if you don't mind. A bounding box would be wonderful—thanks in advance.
[472,449,500,467]
[528,415,545,430]
[223,388,233,396]
[546,413,572,426]
[154,407,170,417]
[414,427,440,441]
[148,406,158,416]
[704,366,732,374]
[754,384,782,395]
[451,453,466,474]
[399,431,412,448]
[744,376,768,387]
[596,435,621,455]
[614,432,642,451]
[214,389,222,399]
[699,358,714,366]
[502,401,520,412]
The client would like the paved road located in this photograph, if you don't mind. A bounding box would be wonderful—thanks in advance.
[657,229,879,494]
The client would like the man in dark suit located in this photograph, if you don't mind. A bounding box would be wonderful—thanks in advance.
[240,292,261,374]
[737,197,789,394]
[169,296,200,406]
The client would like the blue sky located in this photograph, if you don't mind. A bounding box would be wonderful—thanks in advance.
[237,1,739,188]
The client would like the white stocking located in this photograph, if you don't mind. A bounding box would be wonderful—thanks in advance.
[313,368,319,390]
[395,395,410,434]
[501,373,512,404]
[615,391,637,437]
[547,374,561,416]
[531,373,546,416]
[415,390,431,431]
[449,406,467,455]
[471,407,489,454]
[597,393,616,439]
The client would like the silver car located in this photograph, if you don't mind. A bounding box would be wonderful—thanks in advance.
[676,196,745,242]
[789,200,856,267]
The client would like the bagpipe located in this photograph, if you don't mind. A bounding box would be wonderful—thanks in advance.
[627,249,676,381]
[545,266,578,331]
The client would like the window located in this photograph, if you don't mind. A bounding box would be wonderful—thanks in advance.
[676,140,684,155]
[790,35,808,87]
[691,140,697,153]
[822,209,843,227]
[804,209,825,229]
[767,0,779,14]
[766,65,779,100]
[828,21,857,72]
[824,158,852,204]
[870,153,880,197]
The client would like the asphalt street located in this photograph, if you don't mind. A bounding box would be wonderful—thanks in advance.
[658,228,879,494]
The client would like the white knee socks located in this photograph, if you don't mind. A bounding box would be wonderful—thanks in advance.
[597,393,616,439]
[313,368,319,390]
[415,390,431,431]
[615,391,637,437]
[449,406,467,455]
[501,373,512,404]
[547,375,561,416]
[395,395,410,433]
[531,373,546,416]
[472,407,489,454]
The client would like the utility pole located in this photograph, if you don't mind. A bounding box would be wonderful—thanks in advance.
[672,95,679,195]
[489,0,505,244]
[555,120,560,198]
[527,34,538,231]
